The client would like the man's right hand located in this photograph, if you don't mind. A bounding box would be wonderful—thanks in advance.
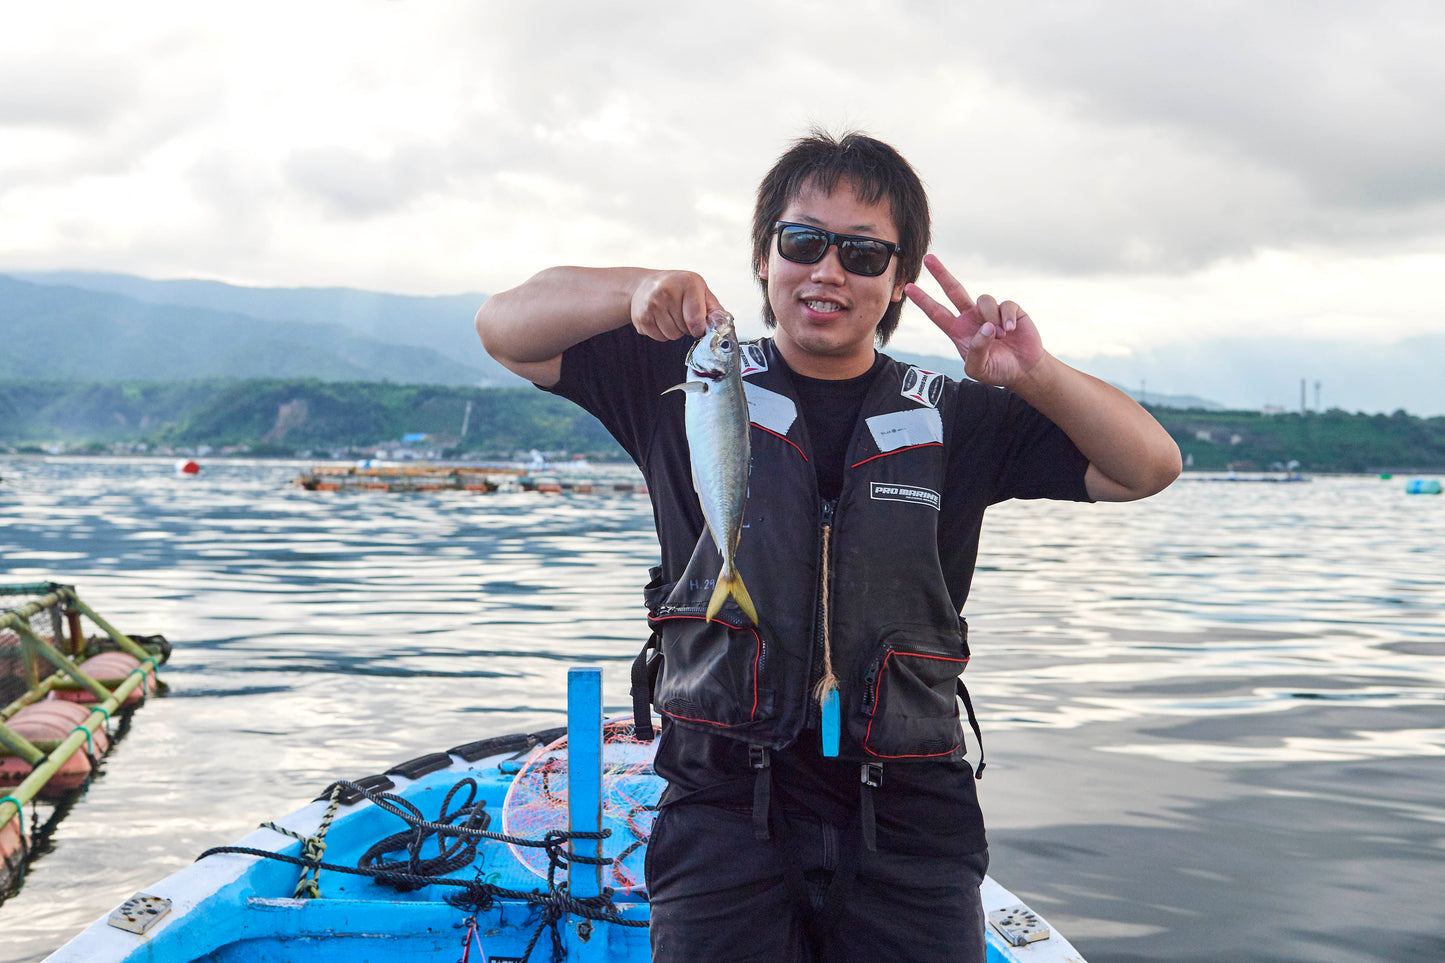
[476,265,727,388]
[630,270,725,342]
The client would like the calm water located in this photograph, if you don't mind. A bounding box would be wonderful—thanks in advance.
[1,458,1442,962]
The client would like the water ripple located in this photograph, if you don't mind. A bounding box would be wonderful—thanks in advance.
[2,459,1443,962]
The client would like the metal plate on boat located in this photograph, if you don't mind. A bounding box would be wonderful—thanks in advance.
[107,893,172,934]
[988,903,1050,946]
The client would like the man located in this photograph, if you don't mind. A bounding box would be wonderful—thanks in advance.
[475,131,1180,962]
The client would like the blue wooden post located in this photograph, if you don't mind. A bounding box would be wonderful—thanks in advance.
[567,667,605,960]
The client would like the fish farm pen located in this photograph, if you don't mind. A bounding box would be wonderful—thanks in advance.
[293,465,648,495]
[1,583,168,898]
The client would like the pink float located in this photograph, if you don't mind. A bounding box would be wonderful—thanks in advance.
[53,651,156,708]
[0,699,112,796]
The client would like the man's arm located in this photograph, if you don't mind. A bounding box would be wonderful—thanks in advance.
[1004,356,1182,502]
[475,266,723,387]
[906,255,1181,502]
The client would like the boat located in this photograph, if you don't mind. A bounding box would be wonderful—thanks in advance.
[43,669,1086,962]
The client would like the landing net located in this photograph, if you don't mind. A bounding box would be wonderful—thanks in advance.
[500,716,661,894]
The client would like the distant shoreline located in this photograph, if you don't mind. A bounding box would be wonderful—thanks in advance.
[4,377,1445,472]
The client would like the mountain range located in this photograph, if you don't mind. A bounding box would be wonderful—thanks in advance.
[6,270,1432,416]
[1,272,511,386]
[1,271,1223,410]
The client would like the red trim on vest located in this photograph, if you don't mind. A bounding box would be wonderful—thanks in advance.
[850,441,944,469]
[752,423,808,462]
[649,614,763,724]
[863,649,968,759]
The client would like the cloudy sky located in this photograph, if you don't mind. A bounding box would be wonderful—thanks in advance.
[3,1,1443,410]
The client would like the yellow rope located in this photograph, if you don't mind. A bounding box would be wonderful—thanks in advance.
[261,783,342,899]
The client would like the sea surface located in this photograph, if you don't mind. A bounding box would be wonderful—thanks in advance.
[1,457,1442,962]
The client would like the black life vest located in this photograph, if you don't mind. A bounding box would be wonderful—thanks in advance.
[640,338,973,764]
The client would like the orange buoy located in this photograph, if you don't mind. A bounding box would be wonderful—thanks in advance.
[54,652,156,708]
[0,700,112,796]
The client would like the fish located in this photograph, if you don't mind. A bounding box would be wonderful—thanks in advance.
[663,309,758,625]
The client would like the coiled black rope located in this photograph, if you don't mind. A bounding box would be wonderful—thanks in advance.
[195,777,646,963]
[356,777,491,891]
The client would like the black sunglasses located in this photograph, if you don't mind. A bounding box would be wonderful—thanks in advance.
[772,221,902,277]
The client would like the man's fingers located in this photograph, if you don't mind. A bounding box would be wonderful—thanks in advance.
[974,294,999,330]
[645,312,680,342]
[904,283,955,329]
[680,289,704,337]
[923,254,975,313]
[964,323,996,378]
[1000,300,1019,333]
[681,280,721,337]
[633,270,717,340]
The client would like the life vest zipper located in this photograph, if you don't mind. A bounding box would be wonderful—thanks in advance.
[862,656,880,713]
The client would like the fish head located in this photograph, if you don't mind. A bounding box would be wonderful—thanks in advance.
[683,310,740,382]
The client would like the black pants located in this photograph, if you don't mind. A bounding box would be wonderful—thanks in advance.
[646,802,989,963]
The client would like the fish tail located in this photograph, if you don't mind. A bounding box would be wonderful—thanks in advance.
[706,567,758,625]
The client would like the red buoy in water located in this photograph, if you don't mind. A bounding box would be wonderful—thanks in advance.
[54,651,156,708]
[0,700,111,796]
[176,460,200,476]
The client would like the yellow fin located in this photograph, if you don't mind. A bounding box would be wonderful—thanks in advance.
[706,570,758,625]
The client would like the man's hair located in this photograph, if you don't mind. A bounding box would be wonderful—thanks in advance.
[751,129,930,346]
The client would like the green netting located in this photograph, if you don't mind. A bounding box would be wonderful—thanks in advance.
[0,590,63,708]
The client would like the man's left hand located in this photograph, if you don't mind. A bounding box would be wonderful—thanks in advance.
[905,254,1046,390]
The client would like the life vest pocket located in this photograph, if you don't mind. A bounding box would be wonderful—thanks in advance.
[649,613,773,731]
[856,627,968,759]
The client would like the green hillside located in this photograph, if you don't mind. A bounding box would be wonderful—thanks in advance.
[4,378,1445,472]
[1154,407,1445,473]
[0,379,625,459]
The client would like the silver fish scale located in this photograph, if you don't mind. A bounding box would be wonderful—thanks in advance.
[681,314,750,570]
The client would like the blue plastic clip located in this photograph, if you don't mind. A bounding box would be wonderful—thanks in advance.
[821,689,841,757]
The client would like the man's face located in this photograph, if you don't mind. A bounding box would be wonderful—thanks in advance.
[759,178,906,380]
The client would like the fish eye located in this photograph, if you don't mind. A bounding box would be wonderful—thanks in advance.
[719,339,732,351]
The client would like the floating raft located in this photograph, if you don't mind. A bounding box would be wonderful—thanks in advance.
[1,583,169,897]
[294,465,647,495]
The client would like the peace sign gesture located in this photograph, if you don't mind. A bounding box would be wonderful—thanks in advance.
[904,254,1047,389]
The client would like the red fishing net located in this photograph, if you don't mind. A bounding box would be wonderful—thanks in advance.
[500,717,661,894]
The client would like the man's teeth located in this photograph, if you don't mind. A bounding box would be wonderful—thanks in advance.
[805,300,841,312]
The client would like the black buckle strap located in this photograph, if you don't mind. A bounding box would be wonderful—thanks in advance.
[750,746,771,841]
[629,633,661,742]
[957,679,986,778]
[859,763,882,852]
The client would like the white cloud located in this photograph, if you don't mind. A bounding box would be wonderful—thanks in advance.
[2,0,1444,410]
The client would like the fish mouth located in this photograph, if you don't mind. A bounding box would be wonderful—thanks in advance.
[689,366,727,381]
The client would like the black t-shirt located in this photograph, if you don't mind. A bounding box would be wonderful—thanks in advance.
[790,356,886,501]
[547,326,1091,855]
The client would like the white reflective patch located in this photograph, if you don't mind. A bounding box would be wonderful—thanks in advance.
[869,482,941,510]
[866,408,943,452]
[739,342,769,377]
[744,383,797,436]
